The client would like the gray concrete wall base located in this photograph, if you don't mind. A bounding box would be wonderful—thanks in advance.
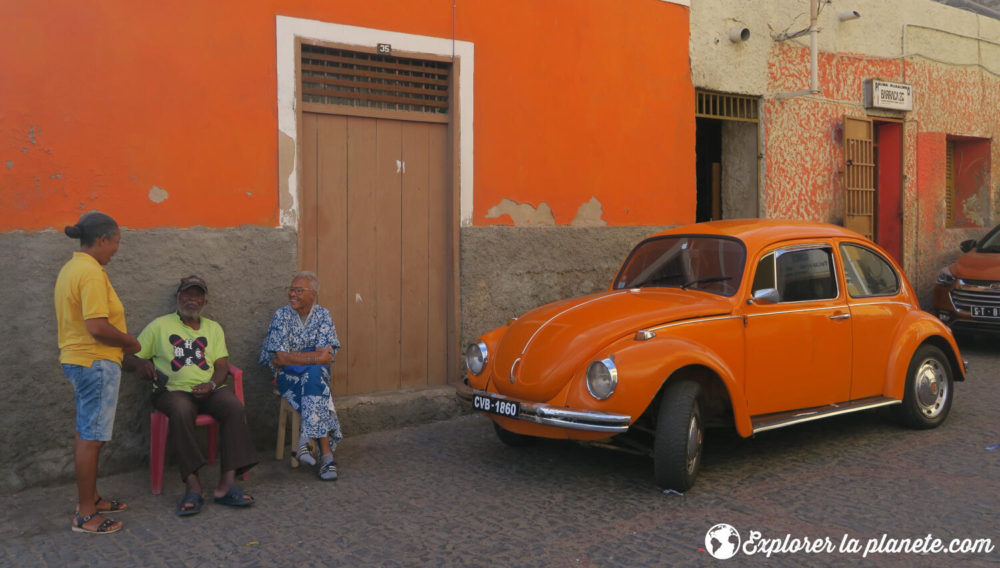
[459,225,668,346]
[334,385,472,438]
[0,226,297,493]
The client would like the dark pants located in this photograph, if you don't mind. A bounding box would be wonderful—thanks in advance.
[152,388,258,482]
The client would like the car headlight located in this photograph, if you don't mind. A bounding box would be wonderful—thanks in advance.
[936,266,956,286]
[586,358,618,400]
[465,342,488,375]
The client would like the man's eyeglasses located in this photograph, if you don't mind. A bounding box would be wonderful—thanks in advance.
[287,287,314,295]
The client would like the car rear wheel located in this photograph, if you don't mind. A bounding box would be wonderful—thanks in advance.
[654,380,703,491]
[896,344,953,429]
[493,422,537,447]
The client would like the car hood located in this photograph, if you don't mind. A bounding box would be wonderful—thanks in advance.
[491,288,734,401]
[954,252,1000,281]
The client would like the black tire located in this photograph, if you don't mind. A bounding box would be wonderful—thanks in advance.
[493,422,537,447]
[653,380,703,491]
[896,344,953,429]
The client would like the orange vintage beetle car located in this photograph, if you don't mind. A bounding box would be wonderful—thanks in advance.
[461,220,965,491]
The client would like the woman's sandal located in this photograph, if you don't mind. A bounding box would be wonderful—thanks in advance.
[75,496,128,515]
[71,512,122,534]
[95,495,128,513]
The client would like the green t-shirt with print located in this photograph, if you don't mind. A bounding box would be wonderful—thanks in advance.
[136,312,229,393]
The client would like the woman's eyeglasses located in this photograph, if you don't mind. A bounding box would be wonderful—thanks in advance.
[287,287,314,295]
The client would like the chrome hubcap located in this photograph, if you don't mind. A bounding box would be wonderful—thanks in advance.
[915,357,947,417]
[686,412,702,473]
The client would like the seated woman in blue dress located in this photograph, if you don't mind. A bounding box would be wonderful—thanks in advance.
[259,271,343,481]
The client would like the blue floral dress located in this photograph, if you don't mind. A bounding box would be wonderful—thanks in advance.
[259,305,343,447]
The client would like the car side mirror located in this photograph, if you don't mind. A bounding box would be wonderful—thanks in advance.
[960,239,977,253]
[748,288,780,305]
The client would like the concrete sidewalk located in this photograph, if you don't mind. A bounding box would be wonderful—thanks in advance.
[0,385,472,568]
[0,414,485,567]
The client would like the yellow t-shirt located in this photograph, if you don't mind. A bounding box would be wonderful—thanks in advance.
[54,251,127,366]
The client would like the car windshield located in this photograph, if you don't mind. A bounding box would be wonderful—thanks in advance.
[614,235,746,296]
[977,225,1000,253]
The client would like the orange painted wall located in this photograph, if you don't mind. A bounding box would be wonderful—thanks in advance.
[0,2,282,230]
[0,0,693,231]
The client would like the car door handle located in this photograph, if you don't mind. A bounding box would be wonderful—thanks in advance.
[829,313,851,320]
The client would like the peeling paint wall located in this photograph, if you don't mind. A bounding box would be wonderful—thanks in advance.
[467,3,694,227]
[691,0,1000,303]
[485,198,556,225]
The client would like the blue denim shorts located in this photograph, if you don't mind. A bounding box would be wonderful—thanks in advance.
[63,360,121,442]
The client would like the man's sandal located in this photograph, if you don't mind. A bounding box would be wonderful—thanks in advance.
[71,512,122,534]
[176,493,204,517]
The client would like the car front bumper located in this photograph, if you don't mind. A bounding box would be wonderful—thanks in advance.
[457,383,632,434]
[934,283,1000,332]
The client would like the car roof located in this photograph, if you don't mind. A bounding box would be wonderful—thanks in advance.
[647,219,864,250]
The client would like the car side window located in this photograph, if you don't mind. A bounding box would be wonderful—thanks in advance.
[751,253,776,293]
[839,243,899,297]
[753,246,837,302]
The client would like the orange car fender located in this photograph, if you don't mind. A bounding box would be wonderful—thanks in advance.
[563,335,752,437]
[881,313,964,399]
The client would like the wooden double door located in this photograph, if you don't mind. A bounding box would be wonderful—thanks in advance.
[299,112,451,396]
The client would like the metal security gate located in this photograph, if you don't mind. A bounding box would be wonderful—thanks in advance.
[843,116,875,240]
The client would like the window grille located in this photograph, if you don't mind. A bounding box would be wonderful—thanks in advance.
[695,90,759,122]
[301,44,450,115]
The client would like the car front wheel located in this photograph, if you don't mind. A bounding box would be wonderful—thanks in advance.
[653,380,703,491]
[896,344,953,429]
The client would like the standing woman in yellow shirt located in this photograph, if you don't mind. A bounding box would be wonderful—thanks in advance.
[54,211,141,535]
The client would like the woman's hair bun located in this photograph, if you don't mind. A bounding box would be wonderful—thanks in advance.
[64,224,82,239]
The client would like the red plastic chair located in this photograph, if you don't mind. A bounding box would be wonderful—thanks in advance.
[150,365,245,495]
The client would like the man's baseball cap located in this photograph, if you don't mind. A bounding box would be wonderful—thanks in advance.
[177,275,208,294]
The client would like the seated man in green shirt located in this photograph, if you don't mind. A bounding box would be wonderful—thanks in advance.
[134,275,258,516]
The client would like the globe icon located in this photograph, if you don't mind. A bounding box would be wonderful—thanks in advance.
[705,523,740,560]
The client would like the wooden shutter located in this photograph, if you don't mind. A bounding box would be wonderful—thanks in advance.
[696,90,759,122]
[843,117,875,239]
[301,44,450,116]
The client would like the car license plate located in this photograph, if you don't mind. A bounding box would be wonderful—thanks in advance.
[971,305,1000,319]
[472,394,520,418]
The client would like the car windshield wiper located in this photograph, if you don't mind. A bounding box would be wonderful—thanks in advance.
[680,276,732,290]
[633,273,683,287]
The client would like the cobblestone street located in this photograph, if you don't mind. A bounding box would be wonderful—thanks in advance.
[1,338,998,567]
